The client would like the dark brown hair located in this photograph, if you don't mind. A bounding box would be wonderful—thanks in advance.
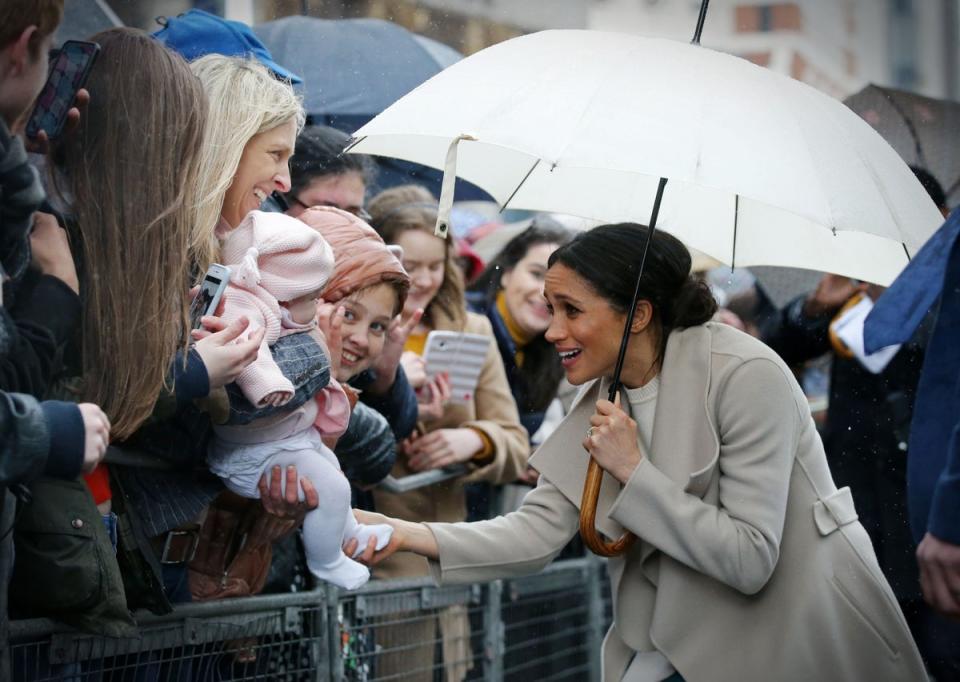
[470,218,573,411]
[53,28,206,439]
[549,224,717,360]
[0,0,63,56]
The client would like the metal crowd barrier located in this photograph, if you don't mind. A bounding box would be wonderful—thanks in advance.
[7,557,609,681]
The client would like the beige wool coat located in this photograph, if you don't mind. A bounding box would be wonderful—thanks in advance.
[425,322,926,682]
[373,310,530,580]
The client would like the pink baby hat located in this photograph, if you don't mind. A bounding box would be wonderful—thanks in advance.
[220,210,335,302]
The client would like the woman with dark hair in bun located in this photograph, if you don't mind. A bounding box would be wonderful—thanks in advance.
[352,223,926,681]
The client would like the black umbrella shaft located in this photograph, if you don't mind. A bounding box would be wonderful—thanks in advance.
[608,177,669,403]
[692,0,711,45]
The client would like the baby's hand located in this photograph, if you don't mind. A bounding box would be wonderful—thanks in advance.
[261,390,293,407]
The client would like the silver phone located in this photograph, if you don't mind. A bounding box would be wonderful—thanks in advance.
[189,264,231,330]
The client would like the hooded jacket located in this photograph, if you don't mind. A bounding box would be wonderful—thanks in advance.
[298,206,418,441]
[218,211,336,408]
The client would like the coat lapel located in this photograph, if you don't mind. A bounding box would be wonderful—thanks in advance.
[638,325,721,567]
[647,325,720,494]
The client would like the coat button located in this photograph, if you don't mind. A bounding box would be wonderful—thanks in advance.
[71,518,84,529]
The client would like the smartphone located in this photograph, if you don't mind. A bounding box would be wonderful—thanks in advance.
[189,264,231,331]
[423,331,491,404]
[25,40,100,141]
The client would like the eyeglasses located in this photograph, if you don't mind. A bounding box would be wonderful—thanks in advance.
[287,195,372,223]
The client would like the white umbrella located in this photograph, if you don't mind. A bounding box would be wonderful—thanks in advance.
[349,20,944,557]
[348,30,943,286]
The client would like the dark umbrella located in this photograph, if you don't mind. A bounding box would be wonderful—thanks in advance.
[255,16,484,199]
[254,16,458,128]
[845,84,960,206]
[54,0,121,44]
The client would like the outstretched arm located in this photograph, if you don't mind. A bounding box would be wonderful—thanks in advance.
[348,477,579,584]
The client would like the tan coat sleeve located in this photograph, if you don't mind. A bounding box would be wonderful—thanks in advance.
[460,314,530,485]
[608,357,801,595]
[426,476,579,584]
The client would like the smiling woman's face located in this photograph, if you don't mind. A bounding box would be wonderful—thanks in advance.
[543,263,627,385]
[501,242,558,338]
[395,229,446,318]
[221,119,297,229]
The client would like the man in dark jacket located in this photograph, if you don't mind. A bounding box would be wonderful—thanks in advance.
[763,170,960,678]
[866,206,960,622]
[0,3,109,675]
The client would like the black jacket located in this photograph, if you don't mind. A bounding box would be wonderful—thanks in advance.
[0,121,83,478]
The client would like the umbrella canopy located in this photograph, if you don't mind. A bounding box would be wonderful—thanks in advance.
[254,16,490,201]
[55,0,122,45]
[254,16,460,125]
[845,84,960,208]
[349,30,943,286]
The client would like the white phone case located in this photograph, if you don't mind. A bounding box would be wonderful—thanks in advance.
[422,331,491,404]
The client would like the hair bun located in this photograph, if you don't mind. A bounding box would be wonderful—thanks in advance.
[668,277,718,329]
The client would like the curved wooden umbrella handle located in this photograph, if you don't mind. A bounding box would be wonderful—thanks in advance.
[579,458,636,557]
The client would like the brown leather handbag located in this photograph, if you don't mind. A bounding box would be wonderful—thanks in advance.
[187,493,280,601]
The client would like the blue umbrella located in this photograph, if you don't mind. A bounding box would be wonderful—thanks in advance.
[254,16,459,129]
[254,16,487,200]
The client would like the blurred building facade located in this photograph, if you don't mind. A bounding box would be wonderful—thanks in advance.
[587,0,959,99]
[107,0,585,54]
[106,0,957,98]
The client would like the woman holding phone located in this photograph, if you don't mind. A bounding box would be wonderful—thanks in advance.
[352,224,927,682]
[10,27,241,630]
[367,184,529,681]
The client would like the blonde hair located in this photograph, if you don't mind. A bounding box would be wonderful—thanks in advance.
[368,185,466,329]
[189,55,305,274]
[53,29,206,439]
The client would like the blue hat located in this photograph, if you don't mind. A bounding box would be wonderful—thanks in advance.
[153,9,303,84]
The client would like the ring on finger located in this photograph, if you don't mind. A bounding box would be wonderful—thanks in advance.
[586,427,596,439]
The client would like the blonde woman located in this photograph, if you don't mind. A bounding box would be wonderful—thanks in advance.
[188,55,306,273]
[107,55,316,608]
[367,185,529,681]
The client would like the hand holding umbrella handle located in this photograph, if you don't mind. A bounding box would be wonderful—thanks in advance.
[579,458,636,556]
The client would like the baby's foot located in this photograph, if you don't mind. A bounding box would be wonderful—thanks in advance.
[347,523,394,558]
[308,553,370,591]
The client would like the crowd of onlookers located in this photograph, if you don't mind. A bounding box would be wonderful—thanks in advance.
[1,2,958,681]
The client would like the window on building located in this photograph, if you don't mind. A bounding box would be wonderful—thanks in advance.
[892,0,913,16]
[735,3,801,33]
[758,6,773,31]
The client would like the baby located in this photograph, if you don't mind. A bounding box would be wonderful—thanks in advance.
[207,210,392,590]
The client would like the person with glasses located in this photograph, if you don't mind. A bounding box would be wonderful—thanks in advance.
[281,125,376,222]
